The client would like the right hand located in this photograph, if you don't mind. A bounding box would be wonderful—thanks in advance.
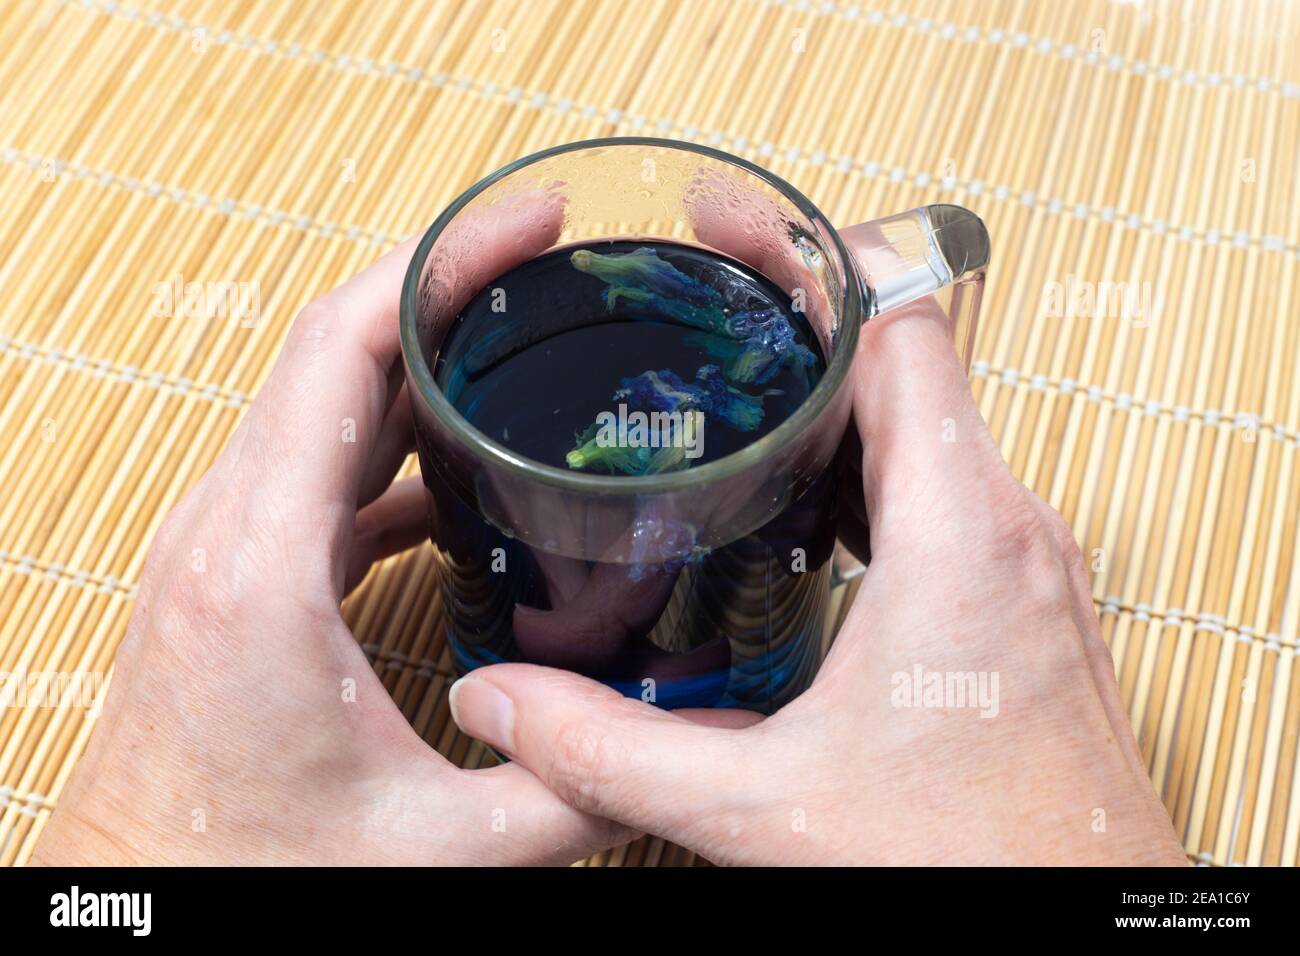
[448,288,1187,866]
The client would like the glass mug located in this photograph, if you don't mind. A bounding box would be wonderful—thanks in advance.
[401,137,988,714]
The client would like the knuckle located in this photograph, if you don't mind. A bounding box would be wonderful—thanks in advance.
[289,297,343,348]
[546,720,628,815]
[139,500,194,587]
[985,495,1075,615]
[1021,552,1074,618]
[1050,518,1091,591]
[147,504,265,640]
[141,506,188,584]
[986,486,1041,549]
[154,564,238,638]
[1088,635,1118,674]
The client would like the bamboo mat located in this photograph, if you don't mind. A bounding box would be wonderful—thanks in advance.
[0,0,1297,868]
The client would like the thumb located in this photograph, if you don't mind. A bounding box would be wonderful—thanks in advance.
[448,664,767,843]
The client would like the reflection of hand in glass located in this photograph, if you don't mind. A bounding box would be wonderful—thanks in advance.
[513,547,732,684]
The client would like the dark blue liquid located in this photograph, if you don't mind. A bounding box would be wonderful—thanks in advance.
[428,241,836,712]
[436,242,823,470]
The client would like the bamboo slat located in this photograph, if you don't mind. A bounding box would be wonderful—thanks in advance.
[0,0,1297,867]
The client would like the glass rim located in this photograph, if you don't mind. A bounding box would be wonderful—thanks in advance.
[399,135,864,496]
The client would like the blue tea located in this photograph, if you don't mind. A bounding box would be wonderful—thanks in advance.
[428,241,837,712]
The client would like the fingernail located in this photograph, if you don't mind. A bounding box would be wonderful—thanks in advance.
[448,676,516,753]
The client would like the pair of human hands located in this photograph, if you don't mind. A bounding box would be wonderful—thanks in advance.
[33,227,1185,866]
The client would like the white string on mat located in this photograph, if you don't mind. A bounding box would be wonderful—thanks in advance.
[0,146,400,247]
[1094,597,1298,653]
[972,362,1300,451]
[768,0,1299,99]
[0,549,138,598]
[0,334,250,408]
[59,0,1300,262]
[0,786,53,815]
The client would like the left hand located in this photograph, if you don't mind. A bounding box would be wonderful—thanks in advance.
[33,234,629,866]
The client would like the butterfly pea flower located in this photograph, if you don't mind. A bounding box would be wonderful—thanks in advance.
[571,247,722,318]
[689,365,766,432]
[566,366,772,476]
[684,325,815,386]
[572,247,816,385]
[564,419,689,476]
[615,366,766,433]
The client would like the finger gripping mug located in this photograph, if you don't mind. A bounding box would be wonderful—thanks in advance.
[401,138,988,714]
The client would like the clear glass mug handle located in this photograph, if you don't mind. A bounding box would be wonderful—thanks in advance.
[840,204,990,371]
